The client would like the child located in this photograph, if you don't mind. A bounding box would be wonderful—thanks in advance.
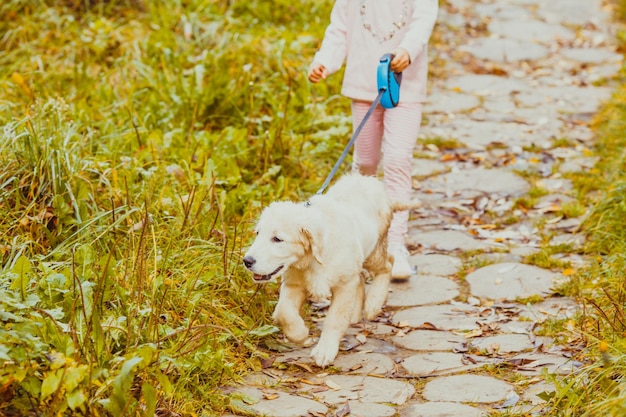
[308,0,438,279]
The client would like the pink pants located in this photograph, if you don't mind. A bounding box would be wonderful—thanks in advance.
[351,100,423,246]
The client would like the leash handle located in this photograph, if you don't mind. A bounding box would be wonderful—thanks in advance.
[378,53,403,109]
[315,90,384,195]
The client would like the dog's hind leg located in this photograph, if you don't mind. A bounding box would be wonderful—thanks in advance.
[311,276,360,367]
[273,280,309,344]
[363,244,392,321]
[350,273,366,324]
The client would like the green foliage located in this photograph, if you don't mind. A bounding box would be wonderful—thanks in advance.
[546,49,626,413]
[0,0,344,415]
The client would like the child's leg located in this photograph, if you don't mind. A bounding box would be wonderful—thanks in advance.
[382,102,423,246]
[351,101,384,175]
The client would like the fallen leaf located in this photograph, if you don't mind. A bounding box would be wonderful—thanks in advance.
[464,328,483,339]
[467,296,481,306]
[301,378,322,386]
[326,379,342,391]
[297,361,316,372]
[495,391,520,409]
[418,322,439,330]
[262,392,279,400]
[349,363,363,371]
[260,357,275,369]
[355,334,367,344]
[336,400,351,417]
[545,216,564,224]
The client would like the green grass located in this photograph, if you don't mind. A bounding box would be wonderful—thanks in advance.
[0,0,345,415]
[543,17,626,413]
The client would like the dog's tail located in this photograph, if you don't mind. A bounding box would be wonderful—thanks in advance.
[391,200,422,212]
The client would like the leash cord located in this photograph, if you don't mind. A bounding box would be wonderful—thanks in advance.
[315,90,384,195]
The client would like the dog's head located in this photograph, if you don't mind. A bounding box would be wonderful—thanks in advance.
[243,201,322,283]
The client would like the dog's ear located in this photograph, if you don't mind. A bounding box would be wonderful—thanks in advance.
[300,227,323,265]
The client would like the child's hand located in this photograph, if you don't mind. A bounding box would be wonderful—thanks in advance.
[308,63,328,83]
[390,48,410,72]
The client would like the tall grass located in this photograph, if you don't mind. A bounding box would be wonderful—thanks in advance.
[545,58,626,415]
[0,0,349,415]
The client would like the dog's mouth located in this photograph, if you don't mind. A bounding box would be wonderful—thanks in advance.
[253,265,284,282]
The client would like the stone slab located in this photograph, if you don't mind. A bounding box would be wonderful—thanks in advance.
[392,304,480,331]
[561,48,622,64]
[412,158,447,178]
[422,374,514,403]
[519,297,580,321]
[409,254,462,276]
[488,19,575,43]
[348,402,397,417]
[303,375,415,406]
[421,168,530,196]
[424,91,480,114]
[332,352,394,375]
[474,3,532,20]
[470,334,535,354]
[386,275,459,307]
[392,329,464,351]
[508,352,583,376]
[233,387,328,417]
[462,37,549,62]
[537,0,609,25]
[466,262,561,300]
[407,230,496,252]
[402,352,481,376]
[448,74,528,96]
[400,401,484,417]
[422,119,534,148]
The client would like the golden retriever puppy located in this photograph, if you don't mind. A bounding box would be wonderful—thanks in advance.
[243,173,395,367]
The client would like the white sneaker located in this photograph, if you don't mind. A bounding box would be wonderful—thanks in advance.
[389,244,415,280]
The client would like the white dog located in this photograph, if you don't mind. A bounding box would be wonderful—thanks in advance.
[243,173,399,367]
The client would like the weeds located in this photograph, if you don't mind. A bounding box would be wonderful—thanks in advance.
[0,0,342,415]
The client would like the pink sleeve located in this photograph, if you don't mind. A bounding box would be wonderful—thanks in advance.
[397,0,439,62]
[312,0,349,75]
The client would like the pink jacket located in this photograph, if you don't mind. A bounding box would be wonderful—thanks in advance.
[312,0,438,103]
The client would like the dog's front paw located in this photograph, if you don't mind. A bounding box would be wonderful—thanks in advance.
[311,342,339,367]
[363,302,382,321]
[283,322,309,344]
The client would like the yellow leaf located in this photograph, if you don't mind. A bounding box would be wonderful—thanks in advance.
[11,72,33,98]
[599,341,609,353]
[325,379,342,391]
[464,328,483,339]
[562,268,576,276]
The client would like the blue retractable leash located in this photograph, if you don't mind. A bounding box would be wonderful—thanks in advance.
[315,53,402,195]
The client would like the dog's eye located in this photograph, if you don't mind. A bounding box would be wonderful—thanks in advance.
[271,236,283,243]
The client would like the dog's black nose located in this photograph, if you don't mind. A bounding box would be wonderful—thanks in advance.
[243,256,256,269]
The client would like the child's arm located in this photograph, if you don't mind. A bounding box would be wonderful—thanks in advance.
[308,63,329,83]
[310,0,349,79]
[396,0,439,64]
[390,48,411,73]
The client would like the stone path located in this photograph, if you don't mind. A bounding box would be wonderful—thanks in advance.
[226,0,622,416]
